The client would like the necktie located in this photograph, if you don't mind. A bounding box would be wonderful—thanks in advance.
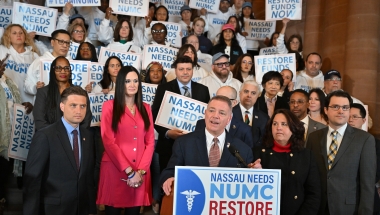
[182,86,191,98]
[72,130,80,170]
[244,111,250,125]
[209,137,220,167]
[327,131,338,170]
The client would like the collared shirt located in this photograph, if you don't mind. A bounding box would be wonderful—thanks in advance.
[301,115,309,137]
[205,128,226,156]
[264,94,277,103]
[177,79,192,97]
[239,103,253,126]
[326,123,348,153]
[61,117,82,161]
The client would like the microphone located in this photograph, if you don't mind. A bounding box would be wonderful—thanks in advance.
[227,143,248,167]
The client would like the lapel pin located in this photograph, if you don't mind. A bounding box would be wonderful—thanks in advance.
[314,127,317,130]
[83,138,85,141]
[255,116,258,119]
[233,125,236,129]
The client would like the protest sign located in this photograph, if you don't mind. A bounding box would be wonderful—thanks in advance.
[174,166,281,215]
[88,92,115,126]
[142,83,157,106]
[150,0,160,4]
[254,53,296,84]
[68,42,80,60]
[40,60,91,88]
[155,91,207,133]
[189,0,220,14]
[142,44,178,69]
[98,47,142,71]
[8,104,35,161]
[12,3,57,37]
[265,0,302,21]
[161,0,185,23]
[0,28,4,38]
[151,21,182,48]
[197,52,212,73]
[0,7,12,28]
[46,0,101,7]
[90,62,104,86]
[109,0,149,17]
[244,20,276,41]
[259,47,278,55]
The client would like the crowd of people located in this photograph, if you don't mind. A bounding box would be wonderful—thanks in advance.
[0,0,379,215]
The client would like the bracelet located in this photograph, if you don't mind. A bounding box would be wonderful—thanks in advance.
[126,169,134,177]
[128,171,135,179]
[138,169,146,175]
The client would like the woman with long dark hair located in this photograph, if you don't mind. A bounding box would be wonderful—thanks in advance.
[106,18,141,53]
[232,53,255,82]
[92,56,122,93]
[308,88,328,125]
[97,66,155,215]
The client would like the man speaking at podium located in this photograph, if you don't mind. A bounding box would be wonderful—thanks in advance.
[159,95,261,196]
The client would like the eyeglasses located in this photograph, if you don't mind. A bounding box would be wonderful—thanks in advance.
[73,30,84,34]
[53,38,71,46]
[214,62,230,68]
[328,105,350,111]
[53,66,71,73]
[80,47,90,51]
[349,115,363,120]
[289,100,306,105]
[242,60,252,65]
[326,77,341,81]
[152,29,166,34]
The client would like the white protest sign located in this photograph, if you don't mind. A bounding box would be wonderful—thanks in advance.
[0,28,4,39]
[12,3,57,37]
[8,104,35,161]
[189,0,220,14]
[174,167,281,214]
[47,0,101,7]
[90,62,104,86]
[161,0,185,23]
[98,47,142,71]
[244,20,276,41]
[142,83,157,106]
[155,91,206,133]
[197,52,212,73]
[68,42,80,60]
[0,7,12,28]
[142,44,178,69]
[88,93,115,126]
[265,0,302,21]
[254,53,296,84]
[40,60,91,88]
[151,21,182,48]
[259,47,278,55]
[109,0,149,17]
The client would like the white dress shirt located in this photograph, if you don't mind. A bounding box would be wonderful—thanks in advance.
[205,129,226,156]
[326,123,348,153]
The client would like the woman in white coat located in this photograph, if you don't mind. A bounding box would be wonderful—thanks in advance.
[106,18,142,53]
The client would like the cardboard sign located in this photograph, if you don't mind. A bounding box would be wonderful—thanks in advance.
[8,104,35,161]
[259,47,278,55]
[12,3,58,37]
[155,91,207,133]
[151,21,182,48]
[254,53,296,84]
[98,47,142,71]
[67,42,80,60]
[109,0,149,17]
[161,0,185,23]
[244,20,276,41]
[40,60,91,88]
[142,83,157,106]
[197,52,212,73]
[90,62,104,86]
[88,92,115,126]
[189,0,220,14]
[47,0,101,7]
[265,0,302,21]
[174,166,281,214]
[0,7,12,28]
[142,44,178,69]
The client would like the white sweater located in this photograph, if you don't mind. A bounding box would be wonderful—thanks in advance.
[295,70,324,92]
[199,71,242,100]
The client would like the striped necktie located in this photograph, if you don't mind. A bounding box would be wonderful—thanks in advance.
[209,137,220,167]
[182,86,191,97]
[244,111,250,125]
[327,131,338,170]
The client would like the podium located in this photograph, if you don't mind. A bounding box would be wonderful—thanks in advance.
[160,185,174,215]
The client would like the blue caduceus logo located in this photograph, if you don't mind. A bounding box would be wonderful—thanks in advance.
[180,190,200,212]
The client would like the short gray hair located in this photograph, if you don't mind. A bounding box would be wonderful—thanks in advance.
[240,80,261,93]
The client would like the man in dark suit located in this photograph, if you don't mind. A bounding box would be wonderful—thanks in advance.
[23,86,96,215]
[160,95,260,196]
[152,56,210,172]
[306,91,376,215]
[195,86,253,148]
[289,89,326,143]
[233,80,269,147]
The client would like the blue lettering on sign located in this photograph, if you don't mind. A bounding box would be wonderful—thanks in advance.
[94,18,101,26]
[50,0,100,5]
[117,5,142,13]
[5,60,29,74]
[212,18,226,25]
[210,183,273,200]
[195,2,213,10]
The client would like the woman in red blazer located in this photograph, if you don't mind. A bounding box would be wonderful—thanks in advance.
[97,66,155,215]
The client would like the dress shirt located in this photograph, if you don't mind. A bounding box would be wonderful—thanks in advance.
[61,117,81,161]
[326,123,348,153]
[239,103,253,126]
[177,79,192,97]
[300,115,309,136]
[205,129,226,156]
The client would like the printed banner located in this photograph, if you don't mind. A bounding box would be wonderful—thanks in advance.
[259,47,278,55]
[174,166,281,215]
[88,93,115,126]
[98,47,142,71]
[90,62,104,86]
[67,42,80,60]
[40,60,91,88]
[265,0,302,21]
[189,0,220,14]
[155,91,206,133]
[8,104,35,161]
[12,2,58,37]
[151,21,182,48]
[244,20,276,41]
[142,83,157,106]
[161,0,185,23]
[109,0,149,17]
[197,52,212,73]
[0,7,12,28]
[46,0,101,7]
[254,53,296,84]
[142,44,178,69]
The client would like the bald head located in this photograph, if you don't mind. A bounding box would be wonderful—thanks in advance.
[216,86,238,107]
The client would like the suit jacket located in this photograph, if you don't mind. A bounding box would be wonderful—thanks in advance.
[195,117,254,148]
[233,104,269,147]
[306,125,376,215]
[152,79,210,171]
[159,130,254,186]
[23,120,96,215]
[375,139,380,213]
[254,94,290,116]
[305,117,326,143]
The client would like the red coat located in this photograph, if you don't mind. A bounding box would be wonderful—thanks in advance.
[96,101,155,207]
